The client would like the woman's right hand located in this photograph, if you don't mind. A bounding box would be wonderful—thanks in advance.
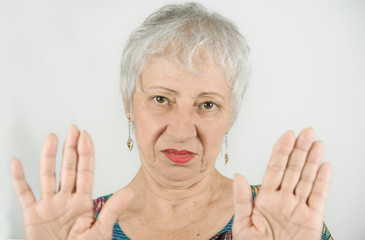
[11,125,133,240]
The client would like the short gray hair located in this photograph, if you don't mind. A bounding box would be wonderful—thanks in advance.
[120,2,250,126]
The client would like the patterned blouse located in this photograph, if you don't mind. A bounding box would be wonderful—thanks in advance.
[93,185,333,240]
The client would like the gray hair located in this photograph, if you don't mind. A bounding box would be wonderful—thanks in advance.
[120,2,251,126]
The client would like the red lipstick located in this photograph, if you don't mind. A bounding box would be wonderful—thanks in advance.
[162,149,195,164]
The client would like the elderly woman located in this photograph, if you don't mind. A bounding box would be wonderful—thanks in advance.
[11,2,332,240]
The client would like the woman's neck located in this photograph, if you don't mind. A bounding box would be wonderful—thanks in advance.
[119,167,234,239]
[127,167,230,215]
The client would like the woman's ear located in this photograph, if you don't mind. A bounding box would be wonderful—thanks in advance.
[123,97,134,121]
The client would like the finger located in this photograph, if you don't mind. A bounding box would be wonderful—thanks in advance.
[261,130,295,191]
[308,162,332,215]
[76,131,94,195]
[11,158,36,210]
[40,134,58,199]
[294,141,324,200]
[93,188,134,237]
[232,173,253,233]
[60,125,80,193]
[280,127,315,192]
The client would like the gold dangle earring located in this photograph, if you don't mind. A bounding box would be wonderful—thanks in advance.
[224,133,229,165]
[127,115,134,151]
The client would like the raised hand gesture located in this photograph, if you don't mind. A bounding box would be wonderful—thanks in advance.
[11,126,133,240]
[232,128,332,240]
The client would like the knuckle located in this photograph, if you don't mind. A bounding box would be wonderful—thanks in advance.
[297,194,308,201]
[267,164,284,173]
[287,164,302,172]
[300,175,315,183]
[63,161,77,171]
[294,146,309,153]
[77,168,94,176]
[17,186,30,197]
[40,169,55,177]
[316,176,331,184]
[311,190,326,199]
[305,160,320,168]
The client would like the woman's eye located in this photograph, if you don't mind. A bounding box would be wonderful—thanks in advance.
[201,101,216,110]
[153,96,168,104]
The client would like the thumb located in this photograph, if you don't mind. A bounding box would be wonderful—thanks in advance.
[233,173,253,233]
[92,187,134,237]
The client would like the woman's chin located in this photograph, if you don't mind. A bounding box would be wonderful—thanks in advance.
[154,165,205,186]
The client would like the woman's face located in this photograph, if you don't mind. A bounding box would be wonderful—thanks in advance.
[130,58,233,186]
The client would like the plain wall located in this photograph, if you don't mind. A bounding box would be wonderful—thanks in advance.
[1,0,364,239]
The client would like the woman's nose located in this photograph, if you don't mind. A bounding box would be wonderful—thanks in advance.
[165,106,197,142]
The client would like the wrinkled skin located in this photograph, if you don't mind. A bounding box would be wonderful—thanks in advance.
[11,126,331,240]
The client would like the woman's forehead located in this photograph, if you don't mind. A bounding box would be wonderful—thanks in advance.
[139,58,230,91]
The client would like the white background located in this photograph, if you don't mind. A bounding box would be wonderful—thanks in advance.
[1,0,364,239]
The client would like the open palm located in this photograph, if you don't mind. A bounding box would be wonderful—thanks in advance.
[11,126,133,240]
[233,128,332,240]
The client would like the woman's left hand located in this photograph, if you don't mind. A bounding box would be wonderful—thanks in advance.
[232,128,332,240]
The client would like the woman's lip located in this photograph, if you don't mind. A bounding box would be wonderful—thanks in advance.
[162,149,196,164]
[162,149,195,155]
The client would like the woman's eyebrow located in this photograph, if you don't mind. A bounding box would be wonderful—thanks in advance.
[148,86,179,95]
[198,92,225,101]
